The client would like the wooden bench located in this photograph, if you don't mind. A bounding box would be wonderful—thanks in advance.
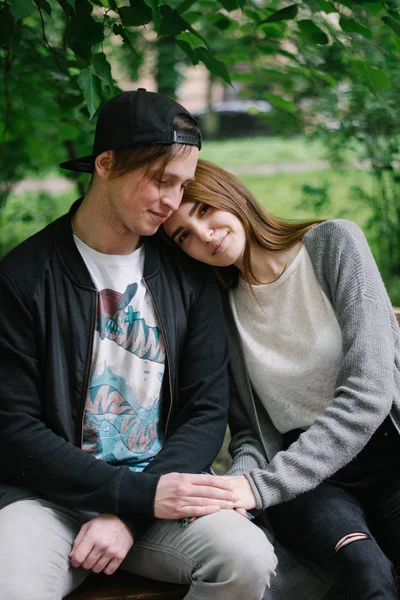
[66,307,400,600]
[65,571,189,599]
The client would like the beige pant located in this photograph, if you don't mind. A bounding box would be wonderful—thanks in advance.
[0,499,277,600]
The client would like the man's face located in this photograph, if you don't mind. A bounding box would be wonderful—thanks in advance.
[104,146,199,246]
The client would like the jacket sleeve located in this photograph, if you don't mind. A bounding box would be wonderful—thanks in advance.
[0,270,160,519]
[243,221,400,509]
[227,370,269,476]
[142,270,230,477]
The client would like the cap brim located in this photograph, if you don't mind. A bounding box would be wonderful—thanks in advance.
[59,154,95,173]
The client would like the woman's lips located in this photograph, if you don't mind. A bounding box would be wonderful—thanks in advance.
[212,233,228,256]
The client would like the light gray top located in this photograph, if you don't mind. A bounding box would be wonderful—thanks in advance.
[230,244,343,433]
[225,219,400,510]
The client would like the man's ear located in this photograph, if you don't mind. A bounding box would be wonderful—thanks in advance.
[94,151,114,180]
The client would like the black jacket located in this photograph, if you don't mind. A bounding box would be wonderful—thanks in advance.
[0,203,229,522]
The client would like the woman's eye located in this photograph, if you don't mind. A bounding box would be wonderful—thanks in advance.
[178,231,190,244]
[199,204,209,216]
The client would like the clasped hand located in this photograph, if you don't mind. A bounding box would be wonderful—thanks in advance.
[154,472,256,519]
[70,514,134,575]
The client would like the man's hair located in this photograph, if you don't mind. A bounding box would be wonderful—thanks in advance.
[109,114,200,180]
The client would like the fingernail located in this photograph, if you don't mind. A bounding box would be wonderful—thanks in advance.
[246,511,255,519]
[179,517,198,528]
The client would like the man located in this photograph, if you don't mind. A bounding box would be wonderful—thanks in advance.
[0,89,276,599]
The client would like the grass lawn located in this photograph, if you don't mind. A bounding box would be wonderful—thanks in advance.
[240,168,373,229]
[200,135,328,167]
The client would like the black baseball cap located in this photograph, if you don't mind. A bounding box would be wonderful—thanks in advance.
[60,89,202,173]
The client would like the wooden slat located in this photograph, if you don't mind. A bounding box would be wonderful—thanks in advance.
[65,572,188,600]
[394,307,400,326]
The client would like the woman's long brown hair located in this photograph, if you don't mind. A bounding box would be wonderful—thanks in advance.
[182,159,323,288]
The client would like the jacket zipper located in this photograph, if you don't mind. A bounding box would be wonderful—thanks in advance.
[79,289,98,447]
[143,278,173,439]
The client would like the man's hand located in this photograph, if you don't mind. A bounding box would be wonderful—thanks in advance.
[69,514,134,575]
[225,475,257,511]
[154,472,237,519]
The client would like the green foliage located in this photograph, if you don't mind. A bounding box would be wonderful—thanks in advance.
[0,0,238,196]
[0,189,74,257]
[2,0,400,302]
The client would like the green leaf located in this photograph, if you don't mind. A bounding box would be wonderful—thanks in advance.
[143,0,161,31]
[91,52,114,91]
[10,0,35,20]
[352,59,391,92]
[219,0,239,11]
[196,47,231,84]
[314,71,337,86]
[197,0,217,9]
[369,68,390,91]
[264,93,296,114]
[35,0,52,17]
[0,5,15,44]
[77,69,102,119]
[176,31,204,50]
[159,5,190,35]
[177,0,199,13]
[112,23,135,52]
[364,2,385,16]
[159,5,207,46]
[298,20,329,45]
[214,15,231,30]
[382,16,400,39]
[312,1,336,14]
[260,4,298,24]
[260,23,287,39]
[392,31,400,54]
[176,39,199,65]
[119,1,152,26]
[66,3,104,44]
[182,11,203,25]
[340,17,372,40]
[66,2,104,59]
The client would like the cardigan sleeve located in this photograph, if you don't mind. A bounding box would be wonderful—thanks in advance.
[243,220,400,509]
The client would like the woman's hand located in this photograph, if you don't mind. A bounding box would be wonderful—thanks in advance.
[225,475,257,511]
[154,472,236,519]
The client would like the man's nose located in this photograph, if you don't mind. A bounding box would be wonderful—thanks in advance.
[161,187,183,212]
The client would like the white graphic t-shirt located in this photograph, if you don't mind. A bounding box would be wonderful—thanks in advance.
[74,236,165,472]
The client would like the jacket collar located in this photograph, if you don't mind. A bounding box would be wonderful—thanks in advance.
[53,199,161,288]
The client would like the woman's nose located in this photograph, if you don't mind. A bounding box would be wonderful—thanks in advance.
[198,226,213,243]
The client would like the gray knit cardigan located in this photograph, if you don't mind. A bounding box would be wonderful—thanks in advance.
[223,219,400,600]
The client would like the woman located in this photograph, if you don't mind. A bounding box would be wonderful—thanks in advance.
[163,159,400,599]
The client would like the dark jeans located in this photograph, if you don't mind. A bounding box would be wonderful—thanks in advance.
[268,417,400,599]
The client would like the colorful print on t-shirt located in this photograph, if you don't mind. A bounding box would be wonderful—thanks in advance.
[74,239,166,473]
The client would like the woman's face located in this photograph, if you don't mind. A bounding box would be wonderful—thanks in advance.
[163,201,247,268]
